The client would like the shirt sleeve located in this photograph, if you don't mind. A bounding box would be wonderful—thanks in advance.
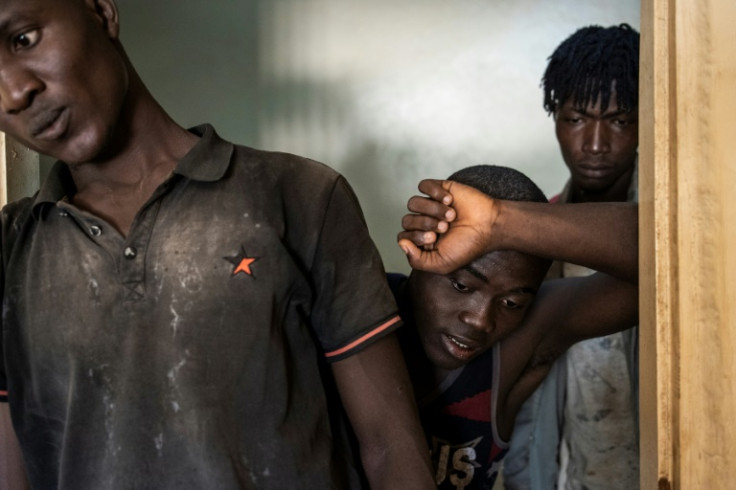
[308,176,402,362]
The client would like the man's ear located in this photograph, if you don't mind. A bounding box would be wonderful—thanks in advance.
[85,0,120,39]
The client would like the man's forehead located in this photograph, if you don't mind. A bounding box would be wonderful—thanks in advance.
[564,79,637,113]
[0,0,88,32]
[0,0,51,9]
[0,0,81,15]
[563,92,635,115]
[0,0,52,18]
[459,250,543,282]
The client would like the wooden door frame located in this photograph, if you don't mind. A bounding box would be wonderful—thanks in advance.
[0,133,39,206]
[639,0,736,488]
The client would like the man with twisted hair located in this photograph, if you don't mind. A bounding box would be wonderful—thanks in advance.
[503,24,641,490]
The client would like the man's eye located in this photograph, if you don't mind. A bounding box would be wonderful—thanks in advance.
[450,279,469,292]
[566,117,582,124]
[501,298,522,310]
[13,29,40,50]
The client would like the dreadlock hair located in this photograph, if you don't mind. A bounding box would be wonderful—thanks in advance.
[447,165,548,204]
[542,23,640,115]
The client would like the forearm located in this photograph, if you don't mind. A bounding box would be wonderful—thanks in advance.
[528,272,639,365]
[493,200,638,282]
[332,334,434,489]
[0,404,29,490]
[358,420,434,489]
[399,179,638,278]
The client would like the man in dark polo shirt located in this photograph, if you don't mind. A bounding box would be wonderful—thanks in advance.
[0,0,434,488]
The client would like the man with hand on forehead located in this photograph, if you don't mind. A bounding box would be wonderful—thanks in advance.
[0,0,434,488]
[390,166,638,489]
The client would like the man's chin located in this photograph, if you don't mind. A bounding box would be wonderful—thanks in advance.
[572,175,615,193]
[428,349,471,373]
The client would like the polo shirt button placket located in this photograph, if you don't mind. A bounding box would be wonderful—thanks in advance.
[124,246,138,259]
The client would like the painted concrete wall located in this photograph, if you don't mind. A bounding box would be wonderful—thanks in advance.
[116,0,640,272]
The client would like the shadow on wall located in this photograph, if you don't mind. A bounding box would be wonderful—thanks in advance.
[341,142,421,275]
[257,71,449,273]
[120,0,261,146]
[246,0,640,272]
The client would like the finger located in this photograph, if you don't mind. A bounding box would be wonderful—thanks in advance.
[397,238,422,264]
[406,196,456,223]
[417,179,454,206]
[397,230,438,248]
[401,214,448,234]
[398,238,453,274]
[398,238,438,271]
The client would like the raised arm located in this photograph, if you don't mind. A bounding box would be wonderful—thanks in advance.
[398,179,637,282]
[331,334,434,489]
[499,271,638,423]
[0,404,29,490]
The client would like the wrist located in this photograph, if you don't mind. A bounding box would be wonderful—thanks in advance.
[488,198,511,251]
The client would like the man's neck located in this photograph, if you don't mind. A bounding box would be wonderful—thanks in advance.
[66,89,199,236]
[570,184,629,203]
[570,167,635,203]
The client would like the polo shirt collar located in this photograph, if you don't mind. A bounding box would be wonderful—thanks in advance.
[174,124,234,182]
[31,161,75,219]
[30,124,234,220]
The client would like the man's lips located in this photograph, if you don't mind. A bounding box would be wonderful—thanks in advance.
[29,107,67,139]
[575,163,614,178]
[441,332,484,361]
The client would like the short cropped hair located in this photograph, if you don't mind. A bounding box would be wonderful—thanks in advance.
[448,165,548,204]
[542,23,640,115]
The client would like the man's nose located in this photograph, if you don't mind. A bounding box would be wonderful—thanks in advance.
[0,66,42,114]
[582,120,610,155]
[459,305,494,333]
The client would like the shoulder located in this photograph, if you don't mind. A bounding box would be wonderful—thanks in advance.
[191,125,344,201]
[549,178,573,204]
[2,197,34,219]
[230,145,356,213]
[232,144,342,189]
[386,273,408,297]
[2,197,36,235]
[1,197,36,264]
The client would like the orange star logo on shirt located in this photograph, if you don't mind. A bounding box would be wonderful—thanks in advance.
[224,246,259,278]
[233,256,256,276]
